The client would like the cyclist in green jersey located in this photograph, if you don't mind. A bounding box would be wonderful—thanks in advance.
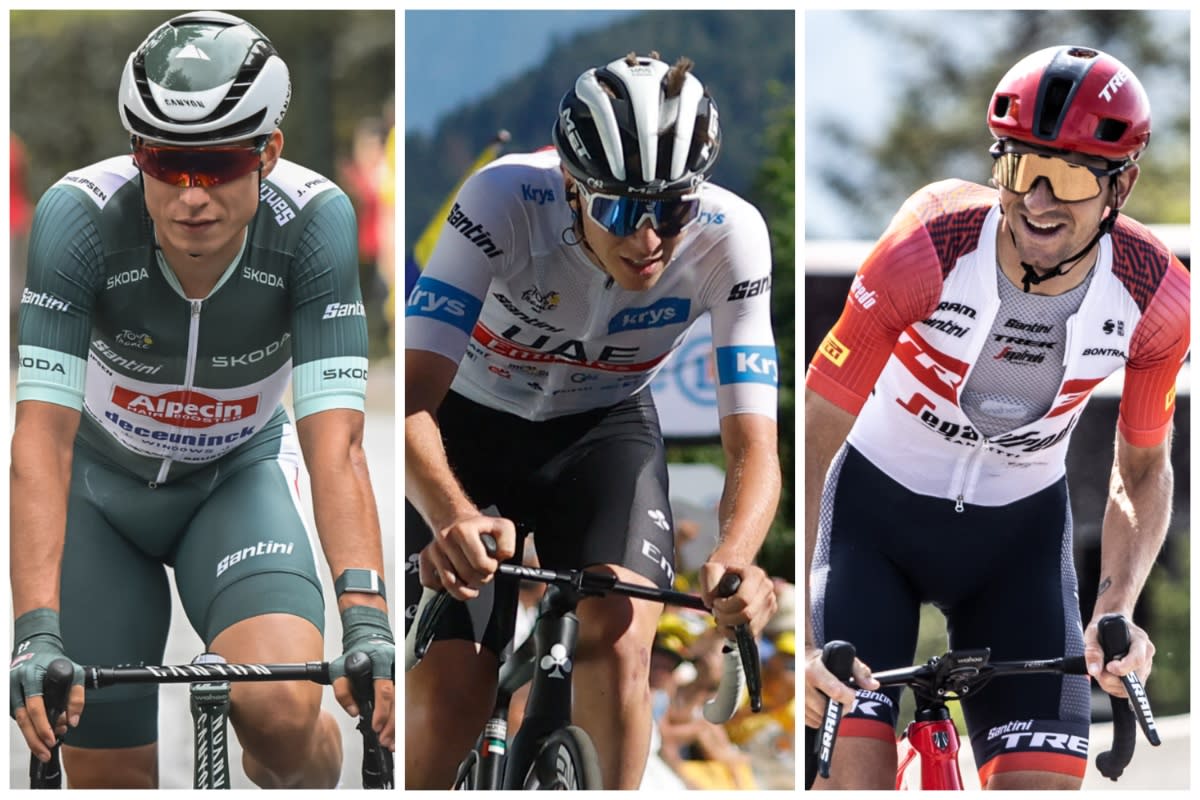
[9,12,394,788]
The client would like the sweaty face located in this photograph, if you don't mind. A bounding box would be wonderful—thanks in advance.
[995,142,1136,273]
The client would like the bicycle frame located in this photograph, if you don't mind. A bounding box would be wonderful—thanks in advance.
[895,708,964,790]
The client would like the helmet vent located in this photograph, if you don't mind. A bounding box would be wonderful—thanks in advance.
[1036,77,1073,138]
[1094,118,1129,143]
[992,96,1011,119]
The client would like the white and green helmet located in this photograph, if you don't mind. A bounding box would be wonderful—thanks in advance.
[118,11,291,146]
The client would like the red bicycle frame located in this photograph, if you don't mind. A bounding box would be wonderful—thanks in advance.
[896,717,964,790]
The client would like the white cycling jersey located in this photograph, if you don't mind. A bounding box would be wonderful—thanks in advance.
[406,150,778,421]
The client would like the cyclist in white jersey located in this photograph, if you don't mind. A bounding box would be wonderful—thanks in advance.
[805,47,1189,790]
[9,13,394,788]
[405,53,781,788]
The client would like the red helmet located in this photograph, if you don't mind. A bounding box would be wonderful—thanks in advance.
[988,46,1151,162]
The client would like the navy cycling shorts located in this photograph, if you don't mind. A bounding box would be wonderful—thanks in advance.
[404,390,676,655]
[810,444,1091,782]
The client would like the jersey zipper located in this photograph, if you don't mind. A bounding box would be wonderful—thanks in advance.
[152,298,203,486]
[952,437,989,513]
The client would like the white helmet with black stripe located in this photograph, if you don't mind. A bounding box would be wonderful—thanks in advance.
[118,11,291,146]
[553,53,721,196]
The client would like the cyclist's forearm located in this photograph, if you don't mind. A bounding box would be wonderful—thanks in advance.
[405,410,479,531]
[711,432,779,565]
[300,411,389,613]
[1093,440,1173,618]
[10,441,72,616]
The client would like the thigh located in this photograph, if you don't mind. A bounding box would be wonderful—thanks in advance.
[533,394,676,590]
[60,465,171,749]
[945,479,1089,785]
[172,446,324,646]
[811,445,922,736]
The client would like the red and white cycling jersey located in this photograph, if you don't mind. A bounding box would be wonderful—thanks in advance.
[807,180,1189,507]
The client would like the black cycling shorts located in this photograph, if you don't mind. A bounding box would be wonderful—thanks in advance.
[810,444,1090,782]
[404,390,676,655]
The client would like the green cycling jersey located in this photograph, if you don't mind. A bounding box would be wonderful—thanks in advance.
[17,155,369,484]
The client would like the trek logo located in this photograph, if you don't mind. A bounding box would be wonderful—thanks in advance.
[716,345,779,386]
[106,268,150,290]
[116,329,154,350]
[540,643,573,679]
[559,107,591,161]
[1102,319,1126,336]
[1098,69,1131,102]
[994,731,1088,755]
[215,540,295,578]
[521,286,560,313]
[727,277,770,301]
[521,184,556,205]
[850,274,877,309]
[993,333,1054,349]
[323,301,366,319]
[259,184,295,226]
[243,266,285,289]
[608,298,690,334]
[407,277,481,334]
[113,387,259,428]
[212,331,291,367]
[447,202,504,258]
[21,288,71,313]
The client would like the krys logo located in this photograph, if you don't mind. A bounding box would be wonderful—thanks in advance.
[608,297,690,334]
[112,387,259,428]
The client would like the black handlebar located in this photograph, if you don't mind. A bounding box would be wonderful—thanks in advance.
[808,614,1159,787]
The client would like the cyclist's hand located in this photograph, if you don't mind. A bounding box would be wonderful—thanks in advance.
[419,515,516,601]
[329,605,396,752]
[1083,614,1155,698]
[804,644,877,728]
[9,609,85,763]
[698,562,776,638]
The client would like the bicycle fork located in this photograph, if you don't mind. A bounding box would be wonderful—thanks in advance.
[189,653,232,790]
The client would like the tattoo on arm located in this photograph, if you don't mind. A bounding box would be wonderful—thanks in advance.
[1097,577,1112,597]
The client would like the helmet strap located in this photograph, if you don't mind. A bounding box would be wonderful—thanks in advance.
[1011,176,1121,293]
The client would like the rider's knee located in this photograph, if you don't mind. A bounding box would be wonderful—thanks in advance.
[575,593,658,675]
[231,680,323,758]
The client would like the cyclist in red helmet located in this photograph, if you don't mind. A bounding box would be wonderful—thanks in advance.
[805,46,1188,789]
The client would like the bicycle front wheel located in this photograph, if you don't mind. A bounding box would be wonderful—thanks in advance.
[521,726,603,790]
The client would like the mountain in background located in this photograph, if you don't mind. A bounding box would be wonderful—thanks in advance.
[404,10,795,253]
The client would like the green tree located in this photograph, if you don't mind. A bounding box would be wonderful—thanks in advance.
[811,10,1188,239]
[666,89,796,581]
